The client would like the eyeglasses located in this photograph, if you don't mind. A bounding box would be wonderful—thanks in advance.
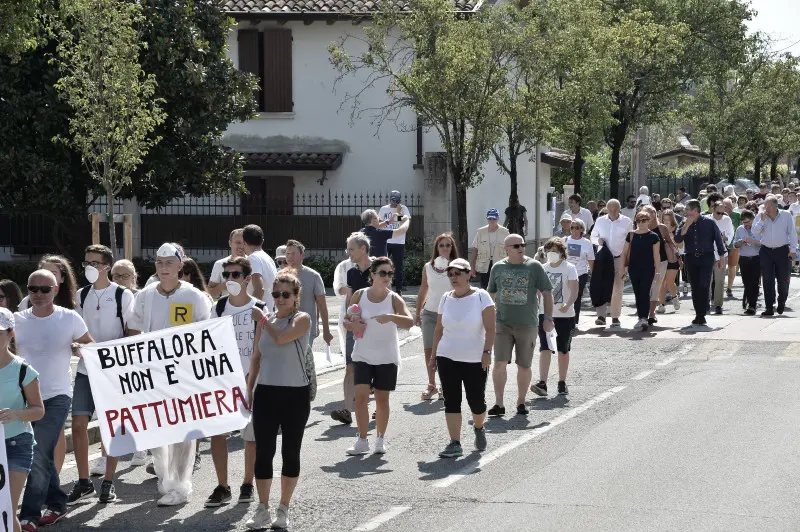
[222,271,244,280]
[112,273,132,280]
[271,290,295,300]
[507,243,525,249]
[375,270,395,278]
[81,261,106,268]
[28,285,54,294]
[447,270,467,278]
[438,243,452,248]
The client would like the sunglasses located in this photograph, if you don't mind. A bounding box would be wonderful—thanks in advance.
[570,225,582,230]
[447,270,467,277]
[715,211,725,216]
[271,290,295,299]
[636,218,650,223]
[375,270,395,278]
[507,243,525,249]
[28,285,54,294]
[276,259,287,267]
[438,242,452,248]
[222,271,244,280]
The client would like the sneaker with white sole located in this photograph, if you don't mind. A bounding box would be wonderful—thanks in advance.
[373,436,387,454]
[130,451,148,466]
[157,490,187,506]
[90,456,107,476]
[656,304,666,314]
[672,297,681,310]
[438,440,463,458]
[246,503,272,529]
[66,480,95,505]
[272,504,290,529]
[346,437,370,455]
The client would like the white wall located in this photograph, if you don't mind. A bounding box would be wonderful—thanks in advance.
[224,21,425,197]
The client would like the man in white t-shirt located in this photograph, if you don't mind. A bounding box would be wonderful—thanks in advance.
[531,239,579,398]
[204,257,264,508]
[378,190,412,295]
[208,228,245,299]
[127,243,212,507]
[67,245,136,507]
[242,224,277,311]
[16,269,93,529]
[566,194,595,235]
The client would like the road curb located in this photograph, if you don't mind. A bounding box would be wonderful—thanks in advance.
[65,420,102,452]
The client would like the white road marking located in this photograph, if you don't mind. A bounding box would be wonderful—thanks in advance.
[631,370,655,381]
[655,357,676,367]
[353,506,412,531]
[62,451,103,471]
[776,343,800,361]
[433,386,626,488]
[675,343,696,358]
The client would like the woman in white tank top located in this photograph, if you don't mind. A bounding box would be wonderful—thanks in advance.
[344,257,414,456]
[414,233,459,401]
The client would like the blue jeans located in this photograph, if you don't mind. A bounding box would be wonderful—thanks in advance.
[20,394,71,522]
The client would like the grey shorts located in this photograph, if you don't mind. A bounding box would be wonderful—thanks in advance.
[72,372,95,417]
[493,322,536,369]
[421,309,438,349]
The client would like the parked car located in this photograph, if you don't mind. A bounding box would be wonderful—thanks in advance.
[734,178,759,194]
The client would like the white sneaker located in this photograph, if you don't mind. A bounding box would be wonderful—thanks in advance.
[272,504,290,529]
[346,437,370,455]
[672,297,681,310]
[157,480,166,496]
[157,490,187,506]
[131,451,148,466]
[90,456,107,476]
[246,503,272,529]
[373,436,387,454]
[656,304,666,314]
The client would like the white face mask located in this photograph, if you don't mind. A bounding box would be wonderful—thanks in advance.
[225,280,242,297]
[546,252,562,264]
[434,256,450,270]
[84,265,100,284]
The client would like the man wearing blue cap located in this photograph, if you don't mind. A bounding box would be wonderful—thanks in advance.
[470,209,509,289]
[378,191,412,294]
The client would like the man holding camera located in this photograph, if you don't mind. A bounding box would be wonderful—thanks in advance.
[378,191,412,294]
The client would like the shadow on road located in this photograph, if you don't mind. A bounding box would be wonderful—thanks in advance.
[530,396,569,411]
[417,453,481,481]
[319,455,392,479]
[402,400,444,416]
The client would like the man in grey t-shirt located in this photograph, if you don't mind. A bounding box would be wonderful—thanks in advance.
[285,239,334,345]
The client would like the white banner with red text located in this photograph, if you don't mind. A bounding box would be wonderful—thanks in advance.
[81,317,250,457]
[0,425,12,531]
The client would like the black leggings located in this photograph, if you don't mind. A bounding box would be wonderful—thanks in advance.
[629,269,654,319]
[436,356,488,415]
[253,384,310,479]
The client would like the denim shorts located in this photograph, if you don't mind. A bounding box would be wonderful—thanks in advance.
[5,431,35,473]
[72,372,95,417]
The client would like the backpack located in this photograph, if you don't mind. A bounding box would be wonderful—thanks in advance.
[19,360,30,405]
[288,313,317,401]
[214,296,266,318]
[80,285,126,332]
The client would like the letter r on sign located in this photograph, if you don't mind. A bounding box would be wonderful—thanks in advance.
[170,304,193,326]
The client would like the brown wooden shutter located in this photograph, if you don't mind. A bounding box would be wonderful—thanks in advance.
[242,175,265,215]
[264,176,294,215]
[263,29,293,112]
[238,29,263,111]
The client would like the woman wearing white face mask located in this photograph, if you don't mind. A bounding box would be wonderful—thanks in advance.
[415,233,460,401]
[531,238,579,397]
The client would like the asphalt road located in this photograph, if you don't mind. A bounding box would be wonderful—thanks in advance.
[50,277,800,531]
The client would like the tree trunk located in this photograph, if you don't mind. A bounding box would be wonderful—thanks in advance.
[573,144,584,195]
[106,186,117,260]
[753,157,762,185]
[708,141,717,183]
[609,139,623,200]
[454,181,469,255]
[770,155,778,182]
[509,153,518,203]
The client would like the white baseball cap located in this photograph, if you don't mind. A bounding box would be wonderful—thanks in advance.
[275,245,287,259]
[0,307,14,331]
[157,243,183,260]
[560,211,574,222]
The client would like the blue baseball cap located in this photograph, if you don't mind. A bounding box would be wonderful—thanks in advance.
[389,190,401,203]
[486,209,499,220]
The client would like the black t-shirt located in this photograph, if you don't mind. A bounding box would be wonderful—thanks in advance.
[626,231,660,271]
[347,263,371,292]
[361,226,393,257]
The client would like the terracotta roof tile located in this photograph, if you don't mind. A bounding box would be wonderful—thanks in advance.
[240,152,344,170]
[221,0,479,14]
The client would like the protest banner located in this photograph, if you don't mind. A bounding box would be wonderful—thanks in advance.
[81,317,250,457]
[0,425,13,532]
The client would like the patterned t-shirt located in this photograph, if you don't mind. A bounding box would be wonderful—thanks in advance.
[487,257,552,327]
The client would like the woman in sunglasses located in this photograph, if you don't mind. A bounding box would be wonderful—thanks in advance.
[430,259,494,458]
[181,258,212,304]
[564,219,594,323]
[345,257,414,456]
[415,233,459,401]
[246,272,311,530]
[622,212,660,331]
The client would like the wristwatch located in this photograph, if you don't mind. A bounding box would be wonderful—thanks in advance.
[482,349,492,355]
[543,316,554,322]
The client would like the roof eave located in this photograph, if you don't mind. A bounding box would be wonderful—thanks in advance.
[225,4,482,21]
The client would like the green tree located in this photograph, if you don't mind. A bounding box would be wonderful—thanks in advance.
[0,0,43,60]
[330,0,508,249]
[53,0,166,257]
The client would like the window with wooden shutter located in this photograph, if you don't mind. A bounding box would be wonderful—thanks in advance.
[242,175,294,215]
[263,29,293,113]
[237,29,263,111]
